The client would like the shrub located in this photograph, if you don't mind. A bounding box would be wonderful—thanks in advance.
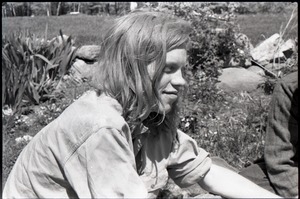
[179,91,271,169]
[2,30,77,114]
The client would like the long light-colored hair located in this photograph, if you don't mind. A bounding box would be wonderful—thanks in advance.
[91,11,192,133]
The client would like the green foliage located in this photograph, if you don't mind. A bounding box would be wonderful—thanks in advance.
[2,30,77,114]
[179,91,271,169]
[233,2,294,15]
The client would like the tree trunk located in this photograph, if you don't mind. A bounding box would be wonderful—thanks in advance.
[47,2,51,16]
[56,2,61,16]
[115,2,118,15]
[11,3,16,16]
[26,2,31,16]
[105,3,110,14]
[77,3,81,12]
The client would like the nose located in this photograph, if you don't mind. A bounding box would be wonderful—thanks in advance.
[171,70,186,87]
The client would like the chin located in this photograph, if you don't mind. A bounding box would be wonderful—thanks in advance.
[158,104,172,114]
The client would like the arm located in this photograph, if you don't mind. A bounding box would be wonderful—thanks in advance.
[264,74,298,197]
[64,127,148,198]
[198,163,282,198]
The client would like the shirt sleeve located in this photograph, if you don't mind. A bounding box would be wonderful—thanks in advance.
[167,129,212,187]
[63,127,148,198]
[264,73,298,198]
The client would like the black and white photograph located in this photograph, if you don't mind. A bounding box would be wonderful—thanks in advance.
[2,2,298,198]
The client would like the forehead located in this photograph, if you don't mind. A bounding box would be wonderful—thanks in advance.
[166,48,187,64]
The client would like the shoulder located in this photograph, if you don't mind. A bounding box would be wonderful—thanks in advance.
[274,72,298,99]
[60,90,128,132]
[51,91,131,150]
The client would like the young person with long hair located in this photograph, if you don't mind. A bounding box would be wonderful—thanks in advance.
[3,11,282,198]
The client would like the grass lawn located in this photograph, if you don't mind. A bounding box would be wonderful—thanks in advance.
[2,12,298,47]
[2,14,115,46]
[235,13,298,46]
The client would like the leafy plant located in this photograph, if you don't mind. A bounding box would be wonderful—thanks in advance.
[2,30,77,114]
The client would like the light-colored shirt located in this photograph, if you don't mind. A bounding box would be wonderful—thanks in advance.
[3,90,212,198]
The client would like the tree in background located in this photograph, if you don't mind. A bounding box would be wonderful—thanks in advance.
[1,2,294,17]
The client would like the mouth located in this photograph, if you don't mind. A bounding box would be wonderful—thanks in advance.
[163,91,178,95]
[162,91,179,99]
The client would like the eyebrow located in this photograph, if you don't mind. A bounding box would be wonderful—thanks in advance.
[165,60,186,68]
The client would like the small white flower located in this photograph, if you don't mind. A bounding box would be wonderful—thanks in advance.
[15,135,33,144]
[2,105,13,116]
[23,135,33,142]
[15,137,22,144]
[184,122,190,128]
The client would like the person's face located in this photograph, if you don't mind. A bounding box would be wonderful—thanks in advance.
[148,48,187,114]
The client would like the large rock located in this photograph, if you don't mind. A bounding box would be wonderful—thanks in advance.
[69,58,97,82]
[250,33,285,63]
[217,68,265,92]
[247,65,265,76]
[75,45,101,61]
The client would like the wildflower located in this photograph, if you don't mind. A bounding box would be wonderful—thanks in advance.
[184,122,190,128]
[2,105,13,116]
[15,135,33,144]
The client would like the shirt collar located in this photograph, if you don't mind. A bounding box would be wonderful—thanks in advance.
[132,123,150,140]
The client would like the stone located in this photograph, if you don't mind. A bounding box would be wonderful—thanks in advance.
[69,58,97,81]
[216,68,265,92]
[75,45,101,61]
[279,39,295,59]
[247,65,265,76]
[250,33,284,63]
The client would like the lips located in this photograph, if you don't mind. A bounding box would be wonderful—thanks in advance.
[162,91,179,101]
[163,90,178,95]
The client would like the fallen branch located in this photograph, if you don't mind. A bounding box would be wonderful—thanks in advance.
[250,59,278,79]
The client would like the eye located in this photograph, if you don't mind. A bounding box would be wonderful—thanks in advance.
[164,64,178,74]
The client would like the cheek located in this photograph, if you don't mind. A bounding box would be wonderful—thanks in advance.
[157,75,171,90]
